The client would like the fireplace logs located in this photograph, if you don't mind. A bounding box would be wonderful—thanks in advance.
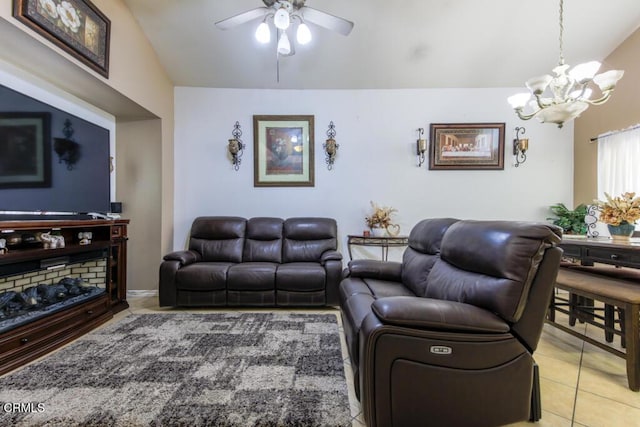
[0,278,104,327]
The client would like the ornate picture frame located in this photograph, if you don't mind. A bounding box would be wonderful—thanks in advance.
[429,123,505,170]
[253,115,315,187]
[13,0,111,78]
[0,112,52,188]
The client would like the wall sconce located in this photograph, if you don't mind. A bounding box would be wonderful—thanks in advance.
[227,121,244,171]
[323,121,339,170]
[53,119,80,170]
[416,128,427,167]
[513,126,529,167]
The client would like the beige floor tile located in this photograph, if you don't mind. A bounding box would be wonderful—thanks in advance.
[539,377,577,420]
[573,390,640,427]
[578,346,639,409]
[504,410,572,427]
[536,352,581,388]
[537,324,585,364]
[351,412,366,426]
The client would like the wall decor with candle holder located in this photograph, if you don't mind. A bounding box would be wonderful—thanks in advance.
[323,121,339,170]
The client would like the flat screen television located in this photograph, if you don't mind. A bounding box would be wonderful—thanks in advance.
[0,84,111,215]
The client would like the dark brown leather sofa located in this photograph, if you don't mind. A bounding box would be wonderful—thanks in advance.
[159,216,342,307]
[340,218,562,427]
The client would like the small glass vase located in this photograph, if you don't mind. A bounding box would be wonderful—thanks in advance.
[607,222,635,241]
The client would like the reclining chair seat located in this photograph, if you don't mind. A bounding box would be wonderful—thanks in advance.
[339,218,562,427]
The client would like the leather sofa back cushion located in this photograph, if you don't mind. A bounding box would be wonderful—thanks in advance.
[283,218,337,262]
[401,218,459,296]
[189,216,246,262]
[425,221,561,322]
[243,217,284,263]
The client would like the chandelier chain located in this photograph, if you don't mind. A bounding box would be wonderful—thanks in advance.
[558,0,564,65]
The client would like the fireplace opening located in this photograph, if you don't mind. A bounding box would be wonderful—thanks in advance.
[0,258,107,333]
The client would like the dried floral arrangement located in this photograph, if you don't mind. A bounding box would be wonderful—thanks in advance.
[365,201,397,229]
[594,192,640,226]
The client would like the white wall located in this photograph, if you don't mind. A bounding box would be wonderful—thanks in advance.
[174,87,574,261]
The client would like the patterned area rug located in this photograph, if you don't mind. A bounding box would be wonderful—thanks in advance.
[0,312,352,426]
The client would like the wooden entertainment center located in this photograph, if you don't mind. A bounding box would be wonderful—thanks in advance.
[0,218,129,375]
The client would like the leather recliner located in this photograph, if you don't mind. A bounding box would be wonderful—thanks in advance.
[339,218,562,427]
[159,216,343,307]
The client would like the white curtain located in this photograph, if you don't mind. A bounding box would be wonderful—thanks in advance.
[597,125,640,199]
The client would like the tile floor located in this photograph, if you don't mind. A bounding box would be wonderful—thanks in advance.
[122,296,640,427]
[14,296,636,426]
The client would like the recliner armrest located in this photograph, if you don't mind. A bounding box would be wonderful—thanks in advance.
[320,249,343,265]
[372,296,510,333]
[162,250,201,266]
[347,259,402,281]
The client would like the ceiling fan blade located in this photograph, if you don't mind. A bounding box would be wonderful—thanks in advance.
[214,7,269,30]
[301,7,354,36]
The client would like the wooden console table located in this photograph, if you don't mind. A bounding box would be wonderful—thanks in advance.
[559,236,640,268]
[347,235,409,261]
[550,236,640,391]
[0,218,129,375]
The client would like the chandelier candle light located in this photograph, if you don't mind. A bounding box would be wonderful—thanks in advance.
[507,0,624,128]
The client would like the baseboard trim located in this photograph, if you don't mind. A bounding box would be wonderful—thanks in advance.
[127,290,158,298]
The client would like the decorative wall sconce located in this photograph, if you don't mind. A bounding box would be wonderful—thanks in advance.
[416,128,427,167]
[53,119,80,170]
[513,126,529,167]
[227,121,244,171]
[323,121,339,170]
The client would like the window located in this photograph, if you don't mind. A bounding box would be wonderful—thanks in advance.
[597,125,640,199]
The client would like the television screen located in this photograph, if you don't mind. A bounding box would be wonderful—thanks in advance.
[0,84,111,214]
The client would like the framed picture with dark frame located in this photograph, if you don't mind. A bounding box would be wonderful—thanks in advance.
[0,112,52,188]
[13,0,111,78]
[253,115,315,187]
[429,123,505,170]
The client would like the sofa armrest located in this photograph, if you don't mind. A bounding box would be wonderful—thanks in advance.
[372,296,509,333]
[320,249,343,265]
[162,250,201,266]
[347,259,402,282]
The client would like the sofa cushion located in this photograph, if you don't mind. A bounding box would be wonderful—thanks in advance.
[425,220,561,322]
[276,262,325,291]
[243,217,283,263]
[227,262,277,291]
[283,218,337,262]
[401,218,459,296]
[189,216,246,262]
[176,262,232,291]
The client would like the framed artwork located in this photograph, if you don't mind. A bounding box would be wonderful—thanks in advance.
[0,112,52,188]
[429,123,505,170]
[253,115,315,187]
[13,0,111,78]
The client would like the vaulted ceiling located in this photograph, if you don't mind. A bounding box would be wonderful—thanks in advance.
[123,0,640,89]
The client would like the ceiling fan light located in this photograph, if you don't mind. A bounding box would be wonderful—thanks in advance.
[296,22,312,45]
[274,7,290,30]
[277,31,291,55]
[255,22,270,43]
[569,61,601,83]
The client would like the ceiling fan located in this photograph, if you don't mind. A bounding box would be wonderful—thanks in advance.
[215,0,354,57]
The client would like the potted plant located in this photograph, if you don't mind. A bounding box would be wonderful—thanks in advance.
[547,203,588,235]
[593,192,640,240]
[365,201,398,237]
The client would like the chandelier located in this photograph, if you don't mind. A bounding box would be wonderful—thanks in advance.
[507,0,624,128]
